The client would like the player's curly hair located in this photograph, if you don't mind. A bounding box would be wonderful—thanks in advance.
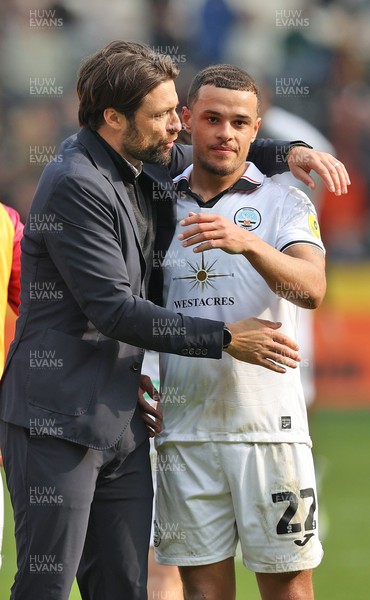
[187,64,261,115]
[77,40,179,130]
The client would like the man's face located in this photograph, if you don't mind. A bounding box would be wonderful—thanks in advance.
[182,84,261,177]
[120,80,182,165]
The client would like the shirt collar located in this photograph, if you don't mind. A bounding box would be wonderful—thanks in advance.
[93,132,143,182]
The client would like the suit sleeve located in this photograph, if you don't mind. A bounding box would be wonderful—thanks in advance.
[43,171,223,358]
[247,139,312,176]
[169,144,193,177]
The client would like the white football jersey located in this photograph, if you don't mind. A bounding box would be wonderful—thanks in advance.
[156,162,324,447]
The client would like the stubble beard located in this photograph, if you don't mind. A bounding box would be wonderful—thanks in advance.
[121,119,172,166]
[198,153,242,177]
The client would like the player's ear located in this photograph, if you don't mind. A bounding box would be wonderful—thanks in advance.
[251,117,262,143]
[103,108,125,131]
[181,106,192,133]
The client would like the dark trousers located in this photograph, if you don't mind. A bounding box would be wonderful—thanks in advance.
[0,414,152,600]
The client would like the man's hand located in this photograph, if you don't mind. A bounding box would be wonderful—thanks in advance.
[138,374,162,437]
[225,318,301,373]
[287,147,350,195]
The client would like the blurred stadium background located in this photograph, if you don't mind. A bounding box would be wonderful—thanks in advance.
[1,0,370,598]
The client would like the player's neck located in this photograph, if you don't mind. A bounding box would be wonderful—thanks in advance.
[190,162,246,202]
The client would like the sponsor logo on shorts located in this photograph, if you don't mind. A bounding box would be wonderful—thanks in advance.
[294,532,315,546]
[153,519,186,545]
[153,519,161,547]
[281,416,292,429]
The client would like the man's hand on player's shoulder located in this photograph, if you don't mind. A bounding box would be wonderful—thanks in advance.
[287,147,350,195]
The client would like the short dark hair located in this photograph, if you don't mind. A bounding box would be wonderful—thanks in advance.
[187,64,261,115]
[77,40,179,130]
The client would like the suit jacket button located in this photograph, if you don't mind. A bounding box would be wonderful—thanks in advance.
[201,349,208,356]
[181,349,189,356]
[131,361,141,372]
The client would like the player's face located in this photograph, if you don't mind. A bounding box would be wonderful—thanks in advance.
[119,80,182,166]
[182,85,261,177]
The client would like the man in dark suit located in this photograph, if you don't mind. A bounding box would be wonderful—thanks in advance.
[0,41,348,600]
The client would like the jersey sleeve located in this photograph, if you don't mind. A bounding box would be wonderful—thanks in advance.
[276,186,325,254]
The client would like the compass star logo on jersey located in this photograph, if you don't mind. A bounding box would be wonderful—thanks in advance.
[173,252,233,292]
[234,207,261,231]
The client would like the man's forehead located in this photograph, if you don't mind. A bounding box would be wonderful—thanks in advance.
[193,85,258,117]
[196,84,257,103]
[140,80,178,111]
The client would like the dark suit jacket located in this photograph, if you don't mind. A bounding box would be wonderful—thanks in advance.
[0,129,225,449]
[0,130,297,449]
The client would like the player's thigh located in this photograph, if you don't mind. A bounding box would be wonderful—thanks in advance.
[223,442,323,573]
[256,568,314,600]
[179,557,236,600]
[148,547,183,600]
[154,443,237,566]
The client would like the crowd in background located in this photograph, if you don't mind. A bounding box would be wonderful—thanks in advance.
[1,0,369,260]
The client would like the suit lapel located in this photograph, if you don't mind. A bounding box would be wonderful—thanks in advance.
[77,129,149,295]
[77,129,142,246]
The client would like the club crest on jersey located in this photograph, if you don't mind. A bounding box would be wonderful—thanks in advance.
[234,207,261,231]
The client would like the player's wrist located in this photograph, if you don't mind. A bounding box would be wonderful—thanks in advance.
[286,141,313,160]
[286,143,314,169]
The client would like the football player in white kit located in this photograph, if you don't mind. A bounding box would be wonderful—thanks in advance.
[154,65,328,600]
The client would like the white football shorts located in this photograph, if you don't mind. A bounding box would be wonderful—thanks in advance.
[154,441,323,573]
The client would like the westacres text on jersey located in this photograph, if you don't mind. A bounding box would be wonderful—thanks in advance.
[173,296,235,309]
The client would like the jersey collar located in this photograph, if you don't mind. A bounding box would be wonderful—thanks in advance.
[173,162,265,195]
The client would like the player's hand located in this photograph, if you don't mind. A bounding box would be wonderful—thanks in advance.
[178,212,251,254]
[0,448,3,468]
[225,317,301,373]
[138,374,162,437]
[287,147,350,195]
